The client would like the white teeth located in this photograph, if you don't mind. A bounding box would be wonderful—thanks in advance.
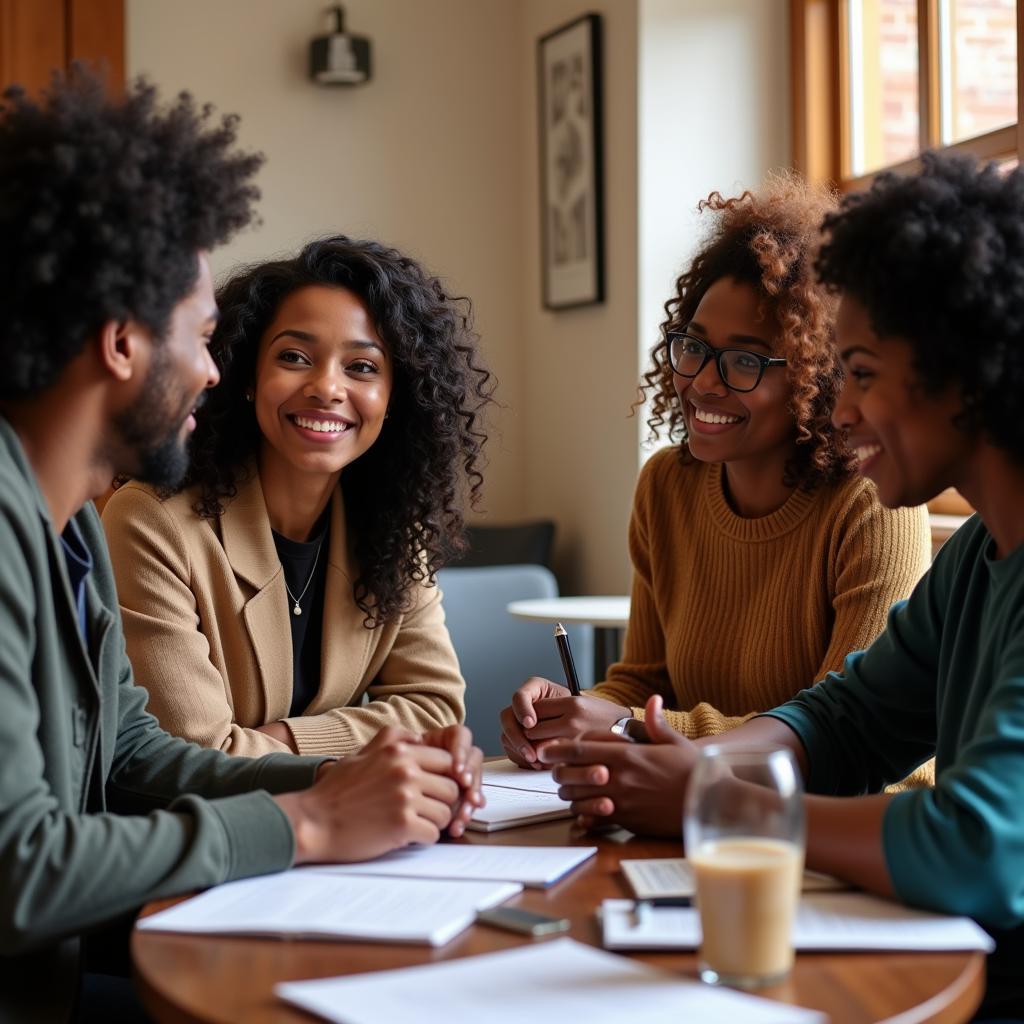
[854,444,881,464]
[693,407,742,425]
[294,415,348,433]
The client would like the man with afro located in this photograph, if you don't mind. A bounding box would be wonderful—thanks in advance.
[0,69,481,1023]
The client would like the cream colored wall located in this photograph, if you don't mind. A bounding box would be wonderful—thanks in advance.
[127,0,528,521]
[520,1,640,594]
[127,0,790,596]
[638,0,792,430]
[519,1,790,594]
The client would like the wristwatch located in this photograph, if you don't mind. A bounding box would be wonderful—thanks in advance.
[610,715,634,736]
[610,715,650,743]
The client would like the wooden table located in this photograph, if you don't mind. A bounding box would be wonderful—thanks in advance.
[132,819,985,1024]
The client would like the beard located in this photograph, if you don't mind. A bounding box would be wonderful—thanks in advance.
[111,348,199,490]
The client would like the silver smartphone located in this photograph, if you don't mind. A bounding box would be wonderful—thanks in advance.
[476,906,571,936]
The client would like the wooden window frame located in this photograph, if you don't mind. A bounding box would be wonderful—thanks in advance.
[791,0,1024,191]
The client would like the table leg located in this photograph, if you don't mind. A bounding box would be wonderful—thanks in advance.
[591,626,623,685]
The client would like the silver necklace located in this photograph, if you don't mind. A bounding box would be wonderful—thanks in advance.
[283,535,325,616]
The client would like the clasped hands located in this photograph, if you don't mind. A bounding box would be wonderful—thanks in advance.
[278,723,484,865]
[500,677,697,836]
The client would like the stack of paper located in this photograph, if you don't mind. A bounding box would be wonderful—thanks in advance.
[470,758,571,832]
[602,891,996,952]
[275,937,827,1024]
[304,842,597,888]
[137,871,520,947]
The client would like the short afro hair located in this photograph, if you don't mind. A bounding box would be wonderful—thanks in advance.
[0,66,262,400]
[817,150,1024,462]
[641,173,850,489]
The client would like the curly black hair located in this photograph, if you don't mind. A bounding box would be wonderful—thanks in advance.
[178,235,495,627]
[640,173,851,489]
[0,66,262,400]
[817,150,1024,463]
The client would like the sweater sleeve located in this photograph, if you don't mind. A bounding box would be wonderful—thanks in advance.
[102,485,296,757]
[766,543,1024,928]
[285,580,466,756]
[0,502,318,955]
[589,458,674,714]
[883,628,1024,927]
[762,598,939,795]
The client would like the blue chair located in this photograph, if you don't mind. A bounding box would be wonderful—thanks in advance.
[437,565,593,756]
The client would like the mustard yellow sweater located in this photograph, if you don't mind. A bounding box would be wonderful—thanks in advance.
[592,448,932,739]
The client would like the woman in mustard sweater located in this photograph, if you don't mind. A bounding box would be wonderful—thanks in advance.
[103,235,493,757]
[501,175,931,763]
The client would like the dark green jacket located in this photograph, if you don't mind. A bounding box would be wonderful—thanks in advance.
[0,418,321,1022]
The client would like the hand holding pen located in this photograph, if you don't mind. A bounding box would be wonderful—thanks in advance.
[498,626,631,767]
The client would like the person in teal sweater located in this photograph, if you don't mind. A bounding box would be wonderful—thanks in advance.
[539,151,1024,1019]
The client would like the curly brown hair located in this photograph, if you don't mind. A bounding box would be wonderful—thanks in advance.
[175,235,494,627]
[641,173,852,489]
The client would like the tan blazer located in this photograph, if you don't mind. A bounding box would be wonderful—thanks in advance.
[101,471,465,757]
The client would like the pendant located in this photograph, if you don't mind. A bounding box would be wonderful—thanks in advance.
[293,603,302,616]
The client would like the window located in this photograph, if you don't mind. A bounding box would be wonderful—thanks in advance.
[791,0,1021,190]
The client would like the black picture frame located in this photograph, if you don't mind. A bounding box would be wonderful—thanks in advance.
[537,13,604,310]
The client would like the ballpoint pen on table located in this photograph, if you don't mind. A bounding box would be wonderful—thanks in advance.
[553,622,582,696]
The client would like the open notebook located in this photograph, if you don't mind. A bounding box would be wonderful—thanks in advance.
[137,871,520,947]
[469,759,571,832]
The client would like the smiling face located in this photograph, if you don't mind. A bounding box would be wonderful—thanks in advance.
[832,294,974,507]
[253,285,392,485]
[674,276,795,469]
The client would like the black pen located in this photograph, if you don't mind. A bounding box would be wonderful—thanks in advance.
[553,622,581,696]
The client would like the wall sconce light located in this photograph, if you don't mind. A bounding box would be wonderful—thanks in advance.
[309,4,372,86]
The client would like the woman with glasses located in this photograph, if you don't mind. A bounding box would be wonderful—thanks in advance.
[102,235,493,757]
[501,174,931,765]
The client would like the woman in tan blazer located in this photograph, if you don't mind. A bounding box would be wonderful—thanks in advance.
[103,235,493,757]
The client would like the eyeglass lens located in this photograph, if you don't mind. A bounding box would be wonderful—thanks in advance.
[670,336,765,391]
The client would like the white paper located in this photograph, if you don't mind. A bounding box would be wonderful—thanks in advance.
[275,936,826,1024]
[621,858,848,900]
[137,871,521,947]
[602,892,996,952]
[467,784,572,832]
[482,758,562,794]
[303,843,596,888]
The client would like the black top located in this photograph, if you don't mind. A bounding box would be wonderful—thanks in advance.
[272,517,329,718]
[60,518,93,643]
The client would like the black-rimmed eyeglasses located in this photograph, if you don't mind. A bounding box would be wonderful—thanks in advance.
[665,331,786,393]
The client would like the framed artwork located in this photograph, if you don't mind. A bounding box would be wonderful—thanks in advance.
[537,13,604,310]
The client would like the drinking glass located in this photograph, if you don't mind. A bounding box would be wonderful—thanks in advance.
[683,745,805,989]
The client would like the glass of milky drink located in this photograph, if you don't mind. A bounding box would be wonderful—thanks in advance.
[683,746,805,989]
